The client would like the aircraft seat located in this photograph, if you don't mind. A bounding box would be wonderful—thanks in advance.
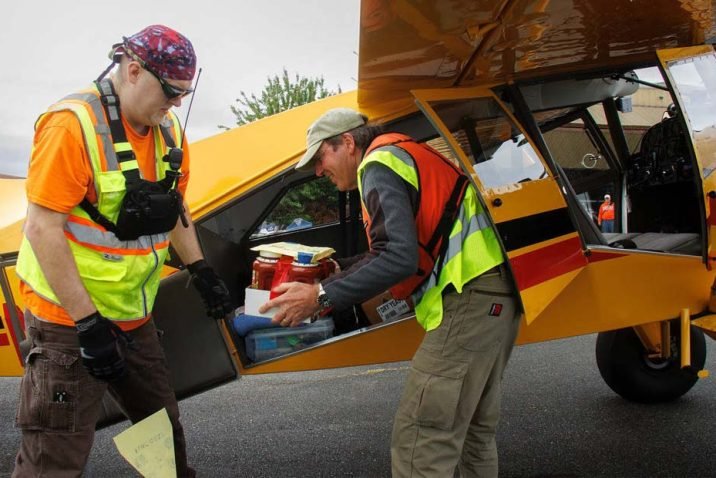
[603,232,700,256]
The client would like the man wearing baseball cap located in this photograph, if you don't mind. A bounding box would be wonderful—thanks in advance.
[12,25,232,477]
[261,108,520,477]
[598,193,616,233]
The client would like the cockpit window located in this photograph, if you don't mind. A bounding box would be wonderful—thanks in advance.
[666,54,716,133]
[426,97,546,189]
[251,176,339,238]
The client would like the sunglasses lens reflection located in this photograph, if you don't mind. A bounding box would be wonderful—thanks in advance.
[147,67,191,99]
[159,77,192,99]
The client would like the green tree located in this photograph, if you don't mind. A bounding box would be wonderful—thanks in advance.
[224,68,341,127]
[227,69,342,231]
[263,176,339,229]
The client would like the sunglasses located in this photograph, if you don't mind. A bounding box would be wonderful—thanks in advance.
[144,66,193,100]
[123,46,193,100]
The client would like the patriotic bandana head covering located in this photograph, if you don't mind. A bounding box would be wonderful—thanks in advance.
[118,25,196,80]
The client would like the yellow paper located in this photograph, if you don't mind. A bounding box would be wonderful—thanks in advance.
[113,408,176,478]
[250,241,335,262]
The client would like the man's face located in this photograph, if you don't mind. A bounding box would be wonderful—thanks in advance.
[314,136,358,191]
[137,69,192,126]
[124,61,192,130]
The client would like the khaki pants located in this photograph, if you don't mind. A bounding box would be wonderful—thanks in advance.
[391,266,521,478]
[12,312,195,478]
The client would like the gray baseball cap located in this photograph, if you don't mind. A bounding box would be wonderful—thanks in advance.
[295,108,366,171]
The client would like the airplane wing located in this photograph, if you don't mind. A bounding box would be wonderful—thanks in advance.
[357,0,716,112]
[0,178,26,255]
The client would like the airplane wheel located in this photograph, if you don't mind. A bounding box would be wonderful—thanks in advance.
[595,321,706,403]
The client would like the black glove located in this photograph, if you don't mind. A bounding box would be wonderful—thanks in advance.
[75,312,136,382]
[187,259,234,319]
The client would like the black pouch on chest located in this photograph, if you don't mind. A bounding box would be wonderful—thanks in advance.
[80,79,186,242]
[114,179,181,240]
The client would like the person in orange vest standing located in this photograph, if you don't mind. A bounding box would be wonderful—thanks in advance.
[598,194,616,233]
[261,108,521,477]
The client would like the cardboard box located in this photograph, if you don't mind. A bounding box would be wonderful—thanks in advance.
[360,292,413,325]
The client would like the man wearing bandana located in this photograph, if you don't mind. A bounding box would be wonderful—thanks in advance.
[12,25,232,477]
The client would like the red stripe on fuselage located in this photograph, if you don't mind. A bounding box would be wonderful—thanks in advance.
[510,238,626,290]
[586,250,628,263]
[510,237,585,290]
[2,304,23,364]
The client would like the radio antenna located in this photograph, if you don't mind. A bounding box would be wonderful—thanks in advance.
[179,67,202,148]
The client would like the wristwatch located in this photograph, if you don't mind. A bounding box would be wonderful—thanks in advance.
[317,283,332,310]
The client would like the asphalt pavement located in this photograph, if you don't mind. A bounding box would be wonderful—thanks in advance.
[1,333,715,477]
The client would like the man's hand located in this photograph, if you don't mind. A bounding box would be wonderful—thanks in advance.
[187,259,234,319]
[75,312,134,382]
[260,282,321,327]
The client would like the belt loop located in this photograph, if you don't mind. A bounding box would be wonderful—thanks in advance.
[24,310,41,344]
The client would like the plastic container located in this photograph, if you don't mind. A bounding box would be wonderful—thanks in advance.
[245,318,335,362]
[251,251,281,290]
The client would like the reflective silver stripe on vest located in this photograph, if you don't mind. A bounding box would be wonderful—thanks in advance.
[374,145,415,167]
[457,195,492,234]
[61,92,119,171]
[446,208,491,258]
[97,80,122,123]
[413,200,490,298]
[66,220,169,250]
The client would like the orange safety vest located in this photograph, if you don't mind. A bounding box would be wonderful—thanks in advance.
[599,202,615,222]
[361,133,469,299]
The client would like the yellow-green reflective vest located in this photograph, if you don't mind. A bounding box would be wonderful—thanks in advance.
[16,83,182,321]
[357,144,504,331]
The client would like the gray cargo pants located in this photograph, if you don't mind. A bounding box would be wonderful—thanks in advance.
[12,312,195,477]
[391,264,521,478]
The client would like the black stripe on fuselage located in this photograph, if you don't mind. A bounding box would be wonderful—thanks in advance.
[496,207,575,252]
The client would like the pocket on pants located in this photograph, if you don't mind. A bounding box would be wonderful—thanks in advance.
[420,289,465,354]
[401,351,468,431]
[16,347,79,432]
[456,286,516,352]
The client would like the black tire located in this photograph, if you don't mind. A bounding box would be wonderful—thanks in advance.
[596,321,706,403]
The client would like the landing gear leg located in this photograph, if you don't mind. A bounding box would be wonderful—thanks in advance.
[595,319,706,403]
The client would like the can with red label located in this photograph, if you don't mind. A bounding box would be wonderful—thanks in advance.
[289,254,335,284]
[251,251,281,290]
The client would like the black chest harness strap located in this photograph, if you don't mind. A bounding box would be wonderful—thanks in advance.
[79,79,188,241]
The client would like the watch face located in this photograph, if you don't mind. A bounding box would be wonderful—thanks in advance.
[318,292,332,309]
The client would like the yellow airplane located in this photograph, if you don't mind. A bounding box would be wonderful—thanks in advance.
[2,0,716,420]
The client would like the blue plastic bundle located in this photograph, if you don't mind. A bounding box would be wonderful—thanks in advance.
[230,314,281,337]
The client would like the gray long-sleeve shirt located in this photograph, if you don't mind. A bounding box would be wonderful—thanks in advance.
[322,161,419,311]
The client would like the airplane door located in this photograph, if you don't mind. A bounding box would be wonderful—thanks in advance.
[102,269,240,426]
[413,87,588,323]
[151,269,238,398]
[657,46,716,265]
